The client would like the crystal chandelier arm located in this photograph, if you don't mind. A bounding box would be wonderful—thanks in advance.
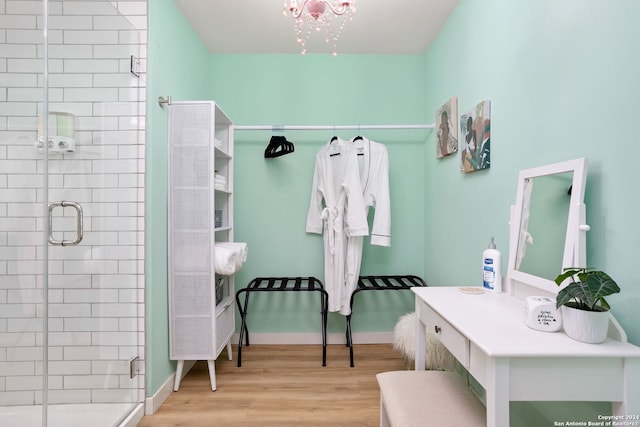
[285,0,306,19]
[324,1,353,16]
[285,0,352,19]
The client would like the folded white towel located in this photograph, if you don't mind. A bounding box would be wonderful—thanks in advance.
[214,242,248,275]
[214,174,227,191]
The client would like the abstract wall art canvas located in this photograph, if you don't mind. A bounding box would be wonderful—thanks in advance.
[436,97,458,159]
[460,100,491,173]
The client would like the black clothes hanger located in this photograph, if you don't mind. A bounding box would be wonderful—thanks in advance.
[264,135,294,158]
[283,137,294,153]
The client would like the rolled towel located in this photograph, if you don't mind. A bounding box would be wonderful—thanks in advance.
[214,245,238,275]
[217,242,247,266]
[214,242,248,275]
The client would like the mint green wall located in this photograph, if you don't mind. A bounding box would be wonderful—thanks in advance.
[146,0,211,395]
[208,55,427,335]
[422,0,640,424]
[423,0,640,344]
[147,1,640,415]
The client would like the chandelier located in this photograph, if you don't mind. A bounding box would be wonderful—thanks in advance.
[283,0,356,56]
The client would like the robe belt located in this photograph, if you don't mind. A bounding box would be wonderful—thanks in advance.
[320,206,341,257]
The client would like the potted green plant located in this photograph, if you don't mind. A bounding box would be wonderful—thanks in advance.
[554,267,621,343]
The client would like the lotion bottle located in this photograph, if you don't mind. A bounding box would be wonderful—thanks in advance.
[482,237,502,292]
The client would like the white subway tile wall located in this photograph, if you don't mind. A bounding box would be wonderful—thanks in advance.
[0,0,147,406]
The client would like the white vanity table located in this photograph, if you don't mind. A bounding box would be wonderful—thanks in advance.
[413,158,640,426]
[413,286,640,427]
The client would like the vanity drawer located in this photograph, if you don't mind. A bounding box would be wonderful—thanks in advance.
[419,303,469,368]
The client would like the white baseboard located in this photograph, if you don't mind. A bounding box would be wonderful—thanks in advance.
[144,360,196,415]
[232,331,393,345]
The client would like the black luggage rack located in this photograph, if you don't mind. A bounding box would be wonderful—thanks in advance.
[346,275,427,367]
[235,276,328,367]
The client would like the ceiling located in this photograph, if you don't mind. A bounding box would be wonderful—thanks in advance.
[174,0,460,55]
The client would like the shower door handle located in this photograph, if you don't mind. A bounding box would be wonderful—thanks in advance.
[48,201,84,246]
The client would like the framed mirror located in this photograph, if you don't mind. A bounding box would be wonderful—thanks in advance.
[507,158,588,295]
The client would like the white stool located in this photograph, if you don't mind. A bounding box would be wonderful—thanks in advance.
[392,311,454,370]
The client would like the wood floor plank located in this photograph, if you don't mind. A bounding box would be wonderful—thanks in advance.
[139,344,405,427]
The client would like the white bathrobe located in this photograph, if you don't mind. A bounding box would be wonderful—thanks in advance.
[306,138,369,313]
[341,136,391,315]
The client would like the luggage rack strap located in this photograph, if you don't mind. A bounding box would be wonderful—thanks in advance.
[356,275,426,291]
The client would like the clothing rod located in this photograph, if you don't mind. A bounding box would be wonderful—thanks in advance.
[235,124,434,131]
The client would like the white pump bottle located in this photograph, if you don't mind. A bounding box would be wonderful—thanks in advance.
[482,237,502,292]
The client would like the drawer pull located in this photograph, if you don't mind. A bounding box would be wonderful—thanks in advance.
[434,325,441,334]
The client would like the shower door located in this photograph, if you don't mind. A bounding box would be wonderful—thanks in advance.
[0,1,146,426]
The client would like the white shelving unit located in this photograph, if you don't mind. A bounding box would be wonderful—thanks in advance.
[167,101,235,391]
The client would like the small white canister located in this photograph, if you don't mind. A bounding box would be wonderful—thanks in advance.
[524,296,562,332]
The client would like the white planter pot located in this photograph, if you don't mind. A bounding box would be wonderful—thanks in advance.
[561,305,610,344]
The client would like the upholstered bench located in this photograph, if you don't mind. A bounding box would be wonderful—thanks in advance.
[376,371,485,427]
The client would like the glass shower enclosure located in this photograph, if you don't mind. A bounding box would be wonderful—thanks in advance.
[1,1,146,426]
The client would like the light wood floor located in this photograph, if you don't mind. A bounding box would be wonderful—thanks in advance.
[138,343,406,427]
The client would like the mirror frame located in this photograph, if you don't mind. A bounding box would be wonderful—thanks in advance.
[507,158,588,295]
